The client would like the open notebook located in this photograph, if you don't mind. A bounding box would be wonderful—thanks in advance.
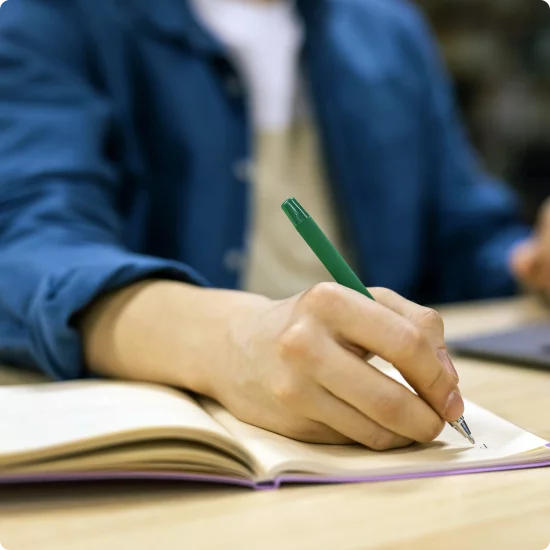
[1,379,549,489]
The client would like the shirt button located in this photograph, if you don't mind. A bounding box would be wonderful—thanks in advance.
[223,249,246,273]
[233,159,254,183]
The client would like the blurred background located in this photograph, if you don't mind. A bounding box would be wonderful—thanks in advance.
[420,0,550,224]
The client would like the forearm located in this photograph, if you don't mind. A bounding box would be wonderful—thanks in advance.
[78,280,271,395]
[79,279,461,450]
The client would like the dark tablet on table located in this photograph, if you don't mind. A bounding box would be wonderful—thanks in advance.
[449,322,550,370]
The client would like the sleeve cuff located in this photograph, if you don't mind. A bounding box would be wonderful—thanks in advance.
[28,250,210,380]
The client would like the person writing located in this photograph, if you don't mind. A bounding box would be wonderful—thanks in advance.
[0,0,548,450]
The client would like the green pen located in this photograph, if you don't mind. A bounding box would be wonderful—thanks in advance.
[281,197,475,445]
[281,197,375,300]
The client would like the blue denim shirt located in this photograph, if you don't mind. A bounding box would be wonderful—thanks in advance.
[0,0,528,379]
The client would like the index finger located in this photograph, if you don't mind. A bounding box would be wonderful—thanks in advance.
[370,287,446,348]
[370,287,459,381]
[303,283,463,421]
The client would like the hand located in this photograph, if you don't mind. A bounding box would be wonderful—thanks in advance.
[210,283,461,450]
[511,198,550,295]
[81,281,462,451]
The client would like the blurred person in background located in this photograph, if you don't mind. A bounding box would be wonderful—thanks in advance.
[0,0,549,450]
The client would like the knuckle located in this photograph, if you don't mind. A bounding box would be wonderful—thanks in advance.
[278,322,316,361]
[416,307,444,334]
[300,282,343,313]
[271,376,302,407]
[395,321,427,362]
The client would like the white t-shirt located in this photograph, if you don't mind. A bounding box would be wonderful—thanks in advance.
[191,0,345,299]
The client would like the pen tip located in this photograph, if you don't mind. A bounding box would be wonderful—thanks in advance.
[450,418,476,445]
[460,420,475,445]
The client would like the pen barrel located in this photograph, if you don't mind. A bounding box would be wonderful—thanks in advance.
[296,218,373,299]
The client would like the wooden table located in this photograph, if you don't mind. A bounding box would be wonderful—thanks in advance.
[1,297,550,550]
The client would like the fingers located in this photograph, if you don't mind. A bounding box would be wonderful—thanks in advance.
[259,412,352,446]
[369,287,445,348]
[315,340,445,443]
[296,283,462,422]
[370,286,459,381]
[511,238,545,288]
[512,200,550,292]
[304,386,413,450]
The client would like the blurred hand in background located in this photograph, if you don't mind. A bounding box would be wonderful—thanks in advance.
[511,199,550,295]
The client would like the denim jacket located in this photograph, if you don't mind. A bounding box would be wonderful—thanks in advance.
[0,0,527,379]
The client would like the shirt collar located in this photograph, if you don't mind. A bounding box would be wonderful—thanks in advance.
[126,0,328,56]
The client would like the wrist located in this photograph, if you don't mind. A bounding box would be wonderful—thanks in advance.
[78,279,272,395]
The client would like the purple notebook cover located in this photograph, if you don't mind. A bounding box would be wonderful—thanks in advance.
[2,443,550,490]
